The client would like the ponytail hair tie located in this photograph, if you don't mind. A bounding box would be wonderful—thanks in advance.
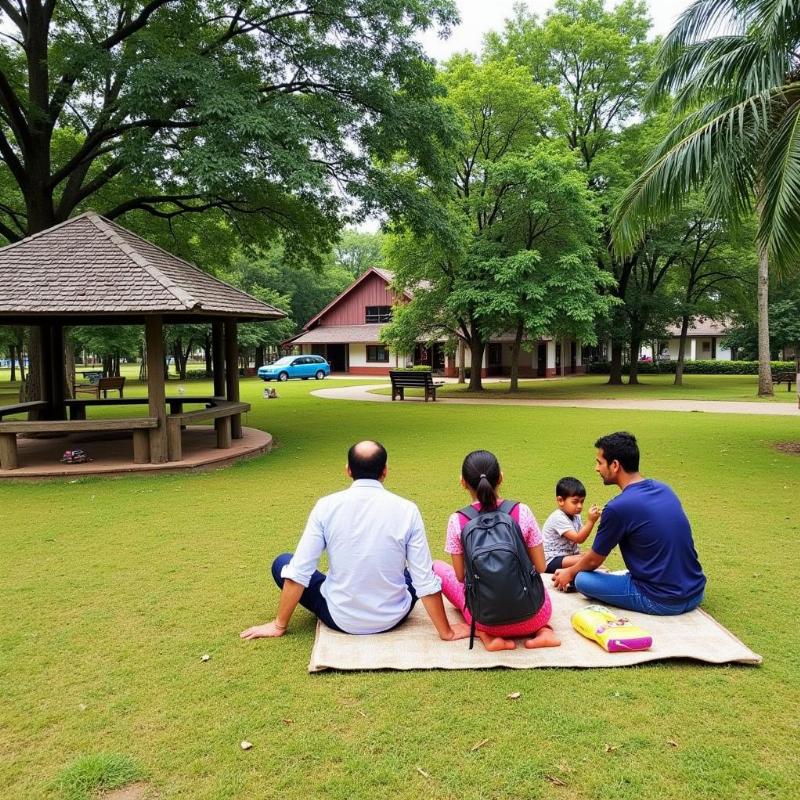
[479,473,487,479]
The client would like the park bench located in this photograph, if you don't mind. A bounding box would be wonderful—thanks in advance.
[166,400,250,462]
[0,416,158,470]
[389,370,444,402]
[74,376,126,399]
[773,370,796,391]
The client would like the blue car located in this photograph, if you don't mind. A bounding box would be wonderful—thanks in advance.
[258,355,330,382]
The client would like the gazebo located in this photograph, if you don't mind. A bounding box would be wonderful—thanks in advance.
[0,212,286,473]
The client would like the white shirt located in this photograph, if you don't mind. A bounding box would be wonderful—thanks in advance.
[281,479,442,634]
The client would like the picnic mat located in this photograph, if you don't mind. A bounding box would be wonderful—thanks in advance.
[308,588,761,672]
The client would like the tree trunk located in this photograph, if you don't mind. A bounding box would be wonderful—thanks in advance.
[468,334,484,392]
[9,345,16,382]
[674,315,691,386]
[21,328,43,401]
[255,345,265,372]
[457,339,466,384]
[64,338,75,398]
[628,337,641,385]
[608,339,624,385]
[509,321,523,392]
[205,335,213,373]
[756,239,774,396]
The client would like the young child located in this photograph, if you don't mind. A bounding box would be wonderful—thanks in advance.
[432,450,560,652]
[542,477,601,573]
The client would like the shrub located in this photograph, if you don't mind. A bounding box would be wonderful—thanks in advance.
[586,360,795,376]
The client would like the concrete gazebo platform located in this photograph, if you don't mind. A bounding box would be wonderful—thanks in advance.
[0,425,272,479]
[0,213,286,475]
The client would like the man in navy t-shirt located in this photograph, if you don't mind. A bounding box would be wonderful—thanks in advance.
[552,432,706,615]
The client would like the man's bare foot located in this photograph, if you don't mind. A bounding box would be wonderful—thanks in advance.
[524,626,561,649]
[477,631,517,651]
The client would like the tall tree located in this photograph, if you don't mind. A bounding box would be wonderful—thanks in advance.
[612,0,800,396]
[383,55,609,390]
[486,0,658,385]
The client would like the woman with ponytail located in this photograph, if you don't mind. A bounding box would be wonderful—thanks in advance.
[432,450,560,651]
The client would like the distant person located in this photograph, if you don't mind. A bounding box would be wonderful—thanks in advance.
[541,477,601,573]
[241,441,470,642]
[552,432,706,615]
[432,450,559,651]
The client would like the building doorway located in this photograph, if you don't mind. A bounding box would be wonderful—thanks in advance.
[414,343,446,374]
[326,343,348,373]
[537,343,547,376]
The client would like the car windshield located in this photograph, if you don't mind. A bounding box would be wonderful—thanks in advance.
[269,356,295,366]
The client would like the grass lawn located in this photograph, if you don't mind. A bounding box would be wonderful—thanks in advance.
[2,377,799,799]
[370,373,798,402]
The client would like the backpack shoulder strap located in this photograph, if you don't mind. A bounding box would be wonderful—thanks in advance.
[497,499,519,515]
[457,505,480,521]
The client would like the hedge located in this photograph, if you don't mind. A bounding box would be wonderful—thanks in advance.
[585,360,796,376]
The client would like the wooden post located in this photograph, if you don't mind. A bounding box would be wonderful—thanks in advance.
[0,433,18,470]
[49,323,66,420]
[224,320,242,439]
[215,416,232,449]
[132,430,150,464]
[38,323,54,418]
[212,320,225,398]
[146,316,168,463]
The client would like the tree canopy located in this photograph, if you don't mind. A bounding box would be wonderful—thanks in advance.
[0,0,458,258]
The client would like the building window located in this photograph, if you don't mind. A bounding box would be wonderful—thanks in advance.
[367,345,390,363]
[365,306,392,323]
[702,341,711,352]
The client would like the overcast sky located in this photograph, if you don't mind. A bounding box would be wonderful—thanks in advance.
[418,0,693,62]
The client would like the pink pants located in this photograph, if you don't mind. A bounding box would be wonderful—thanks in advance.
[433,560,552,638]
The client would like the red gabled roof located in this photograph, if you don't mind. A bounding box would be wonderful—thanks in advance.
[303,267,411,330]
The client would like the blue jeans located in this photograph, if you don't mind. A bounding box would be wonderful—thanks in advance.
[574,570,704,616]
[271,553,418,633]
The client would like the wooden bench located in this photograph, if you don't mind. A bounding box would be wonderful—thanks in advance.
[389,370,444,402]
[166,400,250,462]
[0,400,47,420]
[0,417,158,470]
[75,376,126,399]
[66,396,222,420]
[773,371,796,391]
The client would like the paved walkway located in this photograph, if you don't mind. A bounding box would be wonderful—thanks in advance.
[312,383,799,416]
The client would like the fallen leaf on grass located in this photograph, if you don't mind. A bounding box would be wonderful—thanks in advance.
[356,709,368,718]
[240,741,253,751]
[282,719,294,725]
[604,744,618,753]
[545,775,567,786]
[201,654,210,662]
[667,739,679,748]
[415,767,430,779]
[470,738,490,752]
[506,691,522,700]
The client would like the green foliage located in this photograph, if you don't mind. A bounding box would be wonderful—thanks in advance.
[587,359,796,375]
[0,0,460,252]
[56,752,145,800]
[612,0,800,272]
[383,52,611,389]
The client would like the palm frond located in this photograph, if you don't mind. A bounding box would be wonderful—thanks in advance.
[670,40,789,112]
[612,91,774,254]
[752,0,800,46]
[658,0,750,66]
[759,87,800,271]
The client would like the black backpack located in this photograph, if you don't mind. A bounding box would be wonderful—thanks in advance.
[459,500,546,649]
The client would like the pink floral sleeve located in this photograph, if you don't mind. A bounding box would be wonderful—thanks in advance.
[445,512,464,555]
[517,503,542,548]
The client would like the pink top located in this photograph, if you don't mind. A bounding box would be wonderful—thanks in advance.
[445,500,542,555]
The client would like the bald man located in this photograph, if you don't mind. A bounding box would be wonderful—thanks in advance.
[241,441,470,641]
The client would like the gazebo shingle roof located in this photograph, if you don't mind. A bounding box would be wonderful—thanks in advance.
[0,212,286,321]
